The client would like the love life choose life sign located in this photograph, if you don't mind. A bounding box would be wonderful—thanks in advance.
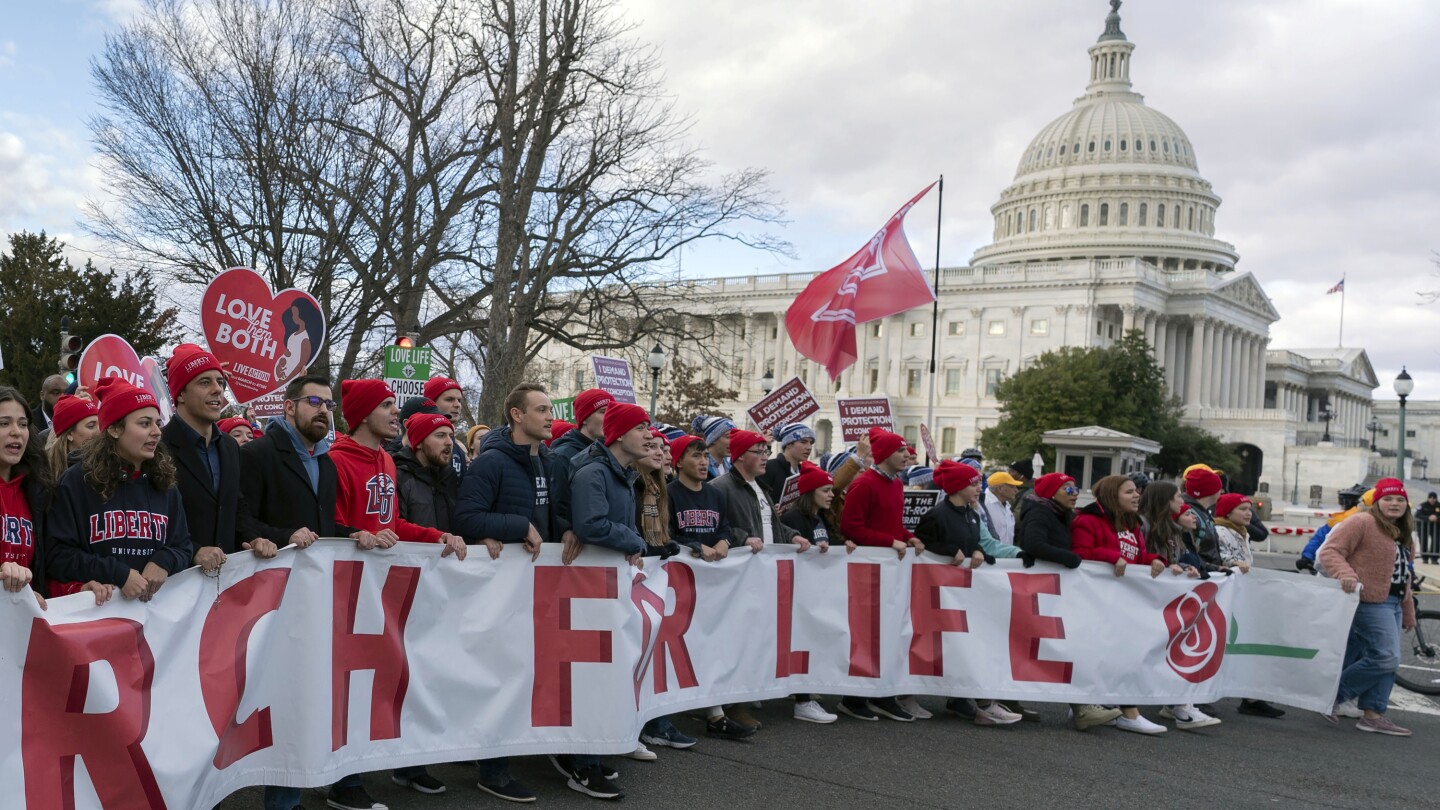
[200,268,328,405]
[0,543,1354,809]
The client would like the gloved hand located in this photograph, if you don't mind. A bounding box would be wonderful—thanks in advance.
[1295,557,1315,573]
[658,541,682,560]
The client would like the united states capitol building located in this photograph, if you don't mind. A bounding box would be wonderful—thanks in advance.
[537,3,1395,501]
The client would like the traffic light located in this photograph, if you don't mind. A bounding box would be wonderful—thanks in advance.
[394,335,415,349]
[58,319,82,385]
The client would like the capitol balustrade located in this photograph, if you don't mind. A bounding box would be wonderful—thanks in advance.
[1193,407,1289,422]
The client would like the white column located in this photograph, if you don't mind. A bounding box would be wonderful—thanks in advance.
[1122,304,1136,334]
[1188,317,1208,408]
[1143,311,1157,349]
[1218,327,1233,408]
[1238,334,1251,410]
[876,317,892,394]
[1153,317,1169,391]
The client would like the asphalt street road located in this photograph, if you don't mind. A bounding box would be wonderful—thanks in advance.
[217,552,1440,810]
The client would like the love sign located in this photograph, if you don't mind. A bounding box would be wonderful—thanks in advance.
[201,267,327,404]
[78,334,175,423]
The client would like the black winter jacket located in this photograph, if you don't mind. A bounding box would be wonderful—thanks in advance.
[394,446,458,533]
[161,418,252,554]
[758,457,798,504]
[1017,494,1081,568]
[915,499,995,563]
[455,426,570,543]
[1182,494,1225,567]
[239,424,354,544]
[569,442,646,555]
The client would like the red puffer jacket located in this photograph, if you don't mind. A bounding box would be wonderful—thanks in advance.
[1072,502,1164,565]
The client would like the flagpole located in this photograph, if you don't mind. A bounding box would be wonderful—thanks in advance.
[924,175,944,463]
[1337,273,1345,348]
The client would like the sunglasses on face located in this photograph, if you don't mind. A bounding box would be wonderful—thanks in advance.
[1062,485,1079,495]
[290,396,336,410]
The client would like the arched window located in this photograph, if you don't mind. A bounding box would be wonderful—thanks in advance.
[1014,212,1022,234]
[1120,139,1128,152]
[1060,144,1068,156]
[1136,139,1145,152]
[1080,204,1090,226]
[1138,202,1148,226]
[1088,140,1096,154]
[1163,141,1170,153]
[1006,213,1012,236]
[1119,202,1129,225]
[1188,206,1195,230]
[1173,205,1181,228]
[1104,139,1112,151]
[1099,203,1110,226]
[1044,204,1055,230]
[1047,146,1053,158]
[1061,204,1072,228]
[1029,208,1037,231]
[1074,141,1081,154]
[1156,204,1166,227]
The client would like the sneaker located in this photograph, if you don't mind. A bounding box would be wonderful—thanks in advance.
[641,725,698,749]
[1322,711,1339,726]
[1171,705,1222,730]
[1115,714,1168,734]
[327,785,388,810]
[391,771,446,794]
[897,696,933,720]
[1334,699,1363,719]
[974,703,1022,726]
[728,704,762,730]
[793,700,839,724]
[568,765,623,800]
[1237,699,1286,718]
[1356,715,1412,737]
[1070,704,1123,731]
[838,698,879,721]
[944,698,977,719]
[476,779,537,804]
[997,700,1040,722]
[625,742,658,761]
[866,697,915,722]
[705,715,757,740]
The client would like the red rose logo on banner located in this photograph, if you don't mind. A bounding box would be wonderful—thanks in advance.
[201,267,327,405]
[1163,581,1226,683]
[78,334,174,423]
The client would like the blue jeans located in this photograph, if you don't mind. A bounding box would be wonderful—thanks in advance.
[1336,596,1403,714]
[263,774,361,810]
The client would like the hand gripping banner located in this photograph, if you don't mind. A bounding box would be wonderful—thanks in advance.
[1,543,1356,809]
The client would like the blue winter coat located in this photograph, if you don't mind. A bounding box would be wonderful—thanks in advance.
[455,426,571,543]
[569,442,646,555]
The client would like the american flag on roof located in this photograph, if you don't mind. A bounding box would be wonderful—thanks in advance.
[1325,278,1344,295]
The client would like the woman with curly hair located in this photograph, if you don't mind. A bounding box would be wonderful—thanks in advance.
[47,378,192,604]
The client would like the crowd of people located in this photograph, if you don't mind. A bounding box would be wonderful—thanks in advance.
[2,349,1427,809]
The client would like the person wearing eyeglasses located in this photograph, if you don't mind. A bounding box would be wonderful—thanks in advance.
[160,344,275,574]
[1017,472,1124,732]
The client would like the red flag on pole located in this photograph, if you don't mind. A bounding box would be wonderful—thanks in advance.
[785,183,938,380]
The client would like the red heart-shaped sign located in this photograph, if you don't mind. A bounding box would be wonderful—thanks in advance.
[201,267,328,405]
[79,335,175,423]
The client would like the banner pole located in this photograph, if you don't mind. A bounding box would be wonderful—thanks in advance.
[924,175,944,462]
[1337,273,1345,348]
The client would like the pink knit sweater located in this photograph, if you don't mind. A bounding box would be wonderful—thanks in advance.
[1318,512,1415,627]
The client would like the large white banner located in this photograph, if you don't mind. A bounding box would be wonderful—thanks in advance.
[1,542,1357,809]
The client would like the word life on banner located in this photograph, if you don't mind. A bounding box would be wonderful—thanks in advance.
[836,397,894,442]
[747,376,820,435]
[200,267,327,405]
[383,344,433,407]
[592,356,637,404]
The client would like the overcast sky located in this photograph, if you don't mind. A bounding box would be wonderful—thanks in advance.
[1,0,1437,398]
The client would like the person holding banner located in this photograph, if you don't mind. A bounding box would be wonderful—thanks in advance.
[1016,472,1124,732]
[759,422,814,503]
[915,460,1023,726]
[692,414,736,479]
[0,386,53,606]
[162,344,273,573]
[42,393,98,479]
[1319,477,1418,737]
[775,462,842,725]
[47,378,193,604]
[838,428,920,722]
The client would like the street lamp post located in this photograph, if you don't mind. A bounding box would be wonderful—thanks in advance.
[1395,367,1414,479]
[760,370,775,395]
[1367,415,1380,453]
[646,344,666,415]
[1319,403,1334,443]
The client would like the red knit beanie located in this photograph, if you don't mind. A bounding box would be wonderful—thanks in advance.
[602,402,649,446]
[51,394,98,437]
[868,427,906,465]
[933,459,980,495]
[1214,493,1251,519]
[422,377,462,402]
[1372,478,1408,502]
[796,461,834,494]
[93,378,160,431]
[407,413,452,449]
[649,428,671,447]
[217,417,252,436]
[670,434,703,468]
[546,419,575,447]
[1033,472,1075,500]
[166,343,224,399]
[1184,468,1223,499]
[341,379,395,429]
[729,429,767,462]
[1171,502,1194,521]
[574,388,615,426]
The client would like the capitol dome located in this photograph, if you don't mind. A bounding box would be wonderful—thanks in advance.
[970,3,1239,272]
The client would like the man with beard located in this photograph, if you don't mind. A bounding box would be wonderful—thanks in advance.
[758,422,814,503]
[160,344,273,572]
[423,376,471,479]
[240,374,395,810]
